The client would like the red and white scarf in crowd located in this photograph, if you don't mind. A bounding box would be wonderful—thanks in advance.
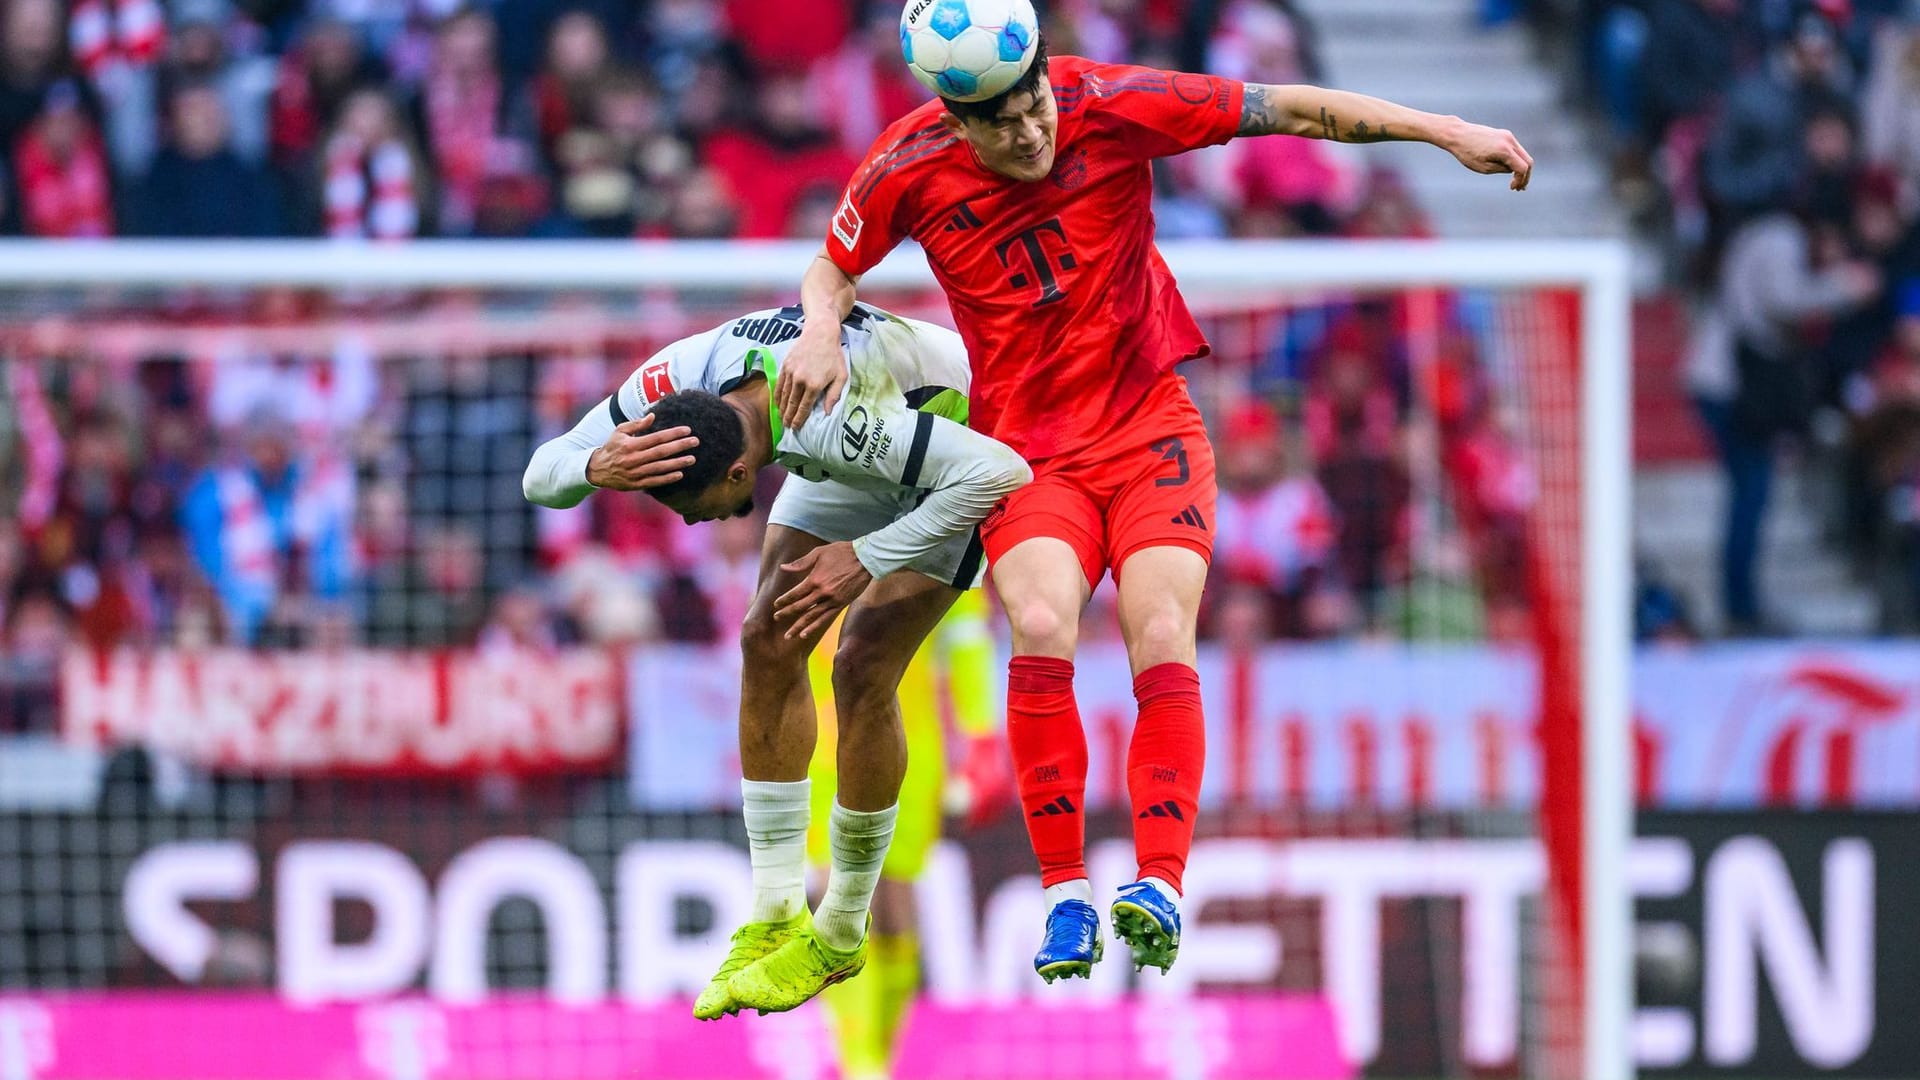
[423,65,499,232]
[324,134,419,239]
[213,452,355,599]
[9,362,65,533]
[68,0,165,79]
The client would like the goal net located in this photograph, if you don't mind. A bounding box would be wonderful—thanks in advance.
[0,238,1630,1080]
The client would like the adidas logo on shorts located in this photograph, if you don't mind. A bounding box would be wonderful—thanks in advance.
[1169,505,1207,529]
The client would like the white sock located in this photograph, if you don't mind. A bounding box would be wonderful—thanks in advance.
[816,801,897,951]
[1044,878,1094,910]
[1141,876,1180,903]
[742,778,810,923]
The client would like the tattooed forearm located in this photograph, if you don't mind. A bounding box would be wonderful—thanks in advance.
[1237,83,1287,136]
[1344,120,1400,143]
[1237,83,1418,142]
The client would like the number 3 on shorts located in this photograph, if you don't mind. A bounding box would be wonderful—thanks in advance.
[1150,437,1189,488]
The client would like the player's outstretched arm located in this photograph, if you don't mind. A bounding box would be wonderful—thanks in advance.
[1237,83,1534,191]
[777,250,863,431]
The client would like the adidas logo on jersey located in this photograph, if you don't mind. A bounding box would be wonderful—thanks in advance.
[1137,800,1185,821]
[1030,795,1077,817]
[942,203,984,232]
[1170,505,1208,529]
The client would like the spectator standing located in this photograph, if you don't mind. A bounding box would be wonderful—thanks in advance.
[1846,284,1920,629]
[132,82,280,236]
[66,0,165,176]
[1210,401,1346,639]
[269,17,383,176]
[402,356,536,592]
[701,69,857,239]
[1825,169,1920,392]
[411,8,505,235]
[1206,0,1324,84]
[0,0,67,152]
[180,420,355,644]
[661,165,741,238]
[1309,323,1410,628]
[320,88,425,239]
[1702,11,1854,227]
[363,524,488,647]
[1862,9,1920,178]
[1190,0,1359,235]
[1686,202,1882,633]
[525,10,611,171]
[644,0,731,108]
[806,4,932,158]
[546,68,687,237]
[1635,0,1749,145]
[156,0,277,167]
[13,81,114,237]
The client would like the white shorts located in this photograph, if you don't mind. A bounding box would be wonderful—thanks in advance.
[767,477,986,589]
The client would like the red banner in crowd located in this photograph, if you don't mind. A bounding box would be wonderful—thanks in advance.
[59,649,623,774]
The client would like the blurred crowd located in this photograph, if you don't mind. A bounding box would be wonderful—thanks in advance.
[1,281,1539,720]
[0,0,1409,242]
[0,0,1591,741]
[1578,0,1920,632]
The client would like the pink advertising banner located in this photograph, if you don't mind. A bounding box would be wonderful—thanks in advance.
[0,993,1350,1080]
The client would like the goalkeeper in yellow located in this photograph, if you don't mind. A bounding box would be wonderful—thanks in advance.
[806,589,1011,1080]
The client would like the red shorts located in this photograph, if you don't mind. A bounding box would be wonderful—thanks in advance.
[980,377,1217,589]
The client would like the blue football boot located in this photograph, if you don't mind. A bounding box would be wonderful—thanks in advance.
[1033,898,1103,983]
[1110,882,1181,973]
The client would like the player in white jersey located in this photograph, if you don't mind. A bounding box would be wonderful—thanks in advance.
[524,301,1029,1018]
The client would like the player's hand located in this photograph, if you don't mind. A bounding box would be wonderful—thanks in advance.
[1446,121,1534,191]
[775,327,848,432]
[585,413,698,491]
[774,542,873,639]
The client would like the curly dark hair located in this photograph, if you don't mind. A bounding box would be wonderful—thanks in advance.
[642,390,747,501]
[942,35,1050,123]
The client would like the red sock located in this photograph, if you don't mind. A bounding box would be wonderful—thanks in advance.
[1127,663,1206,893]
[1006,655,1088,888]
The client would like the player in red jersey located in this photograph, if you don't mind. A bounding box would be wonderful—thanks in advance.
[674,35,1529,982]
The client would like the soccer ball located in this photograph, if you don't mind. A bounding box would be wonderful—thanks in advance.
[900,0,1040,103]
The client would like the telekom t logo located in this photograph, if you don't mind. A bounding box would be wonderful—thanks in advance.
[356,1002,449,1080]
[0,1002,55,1080]
[994,218,1077,307]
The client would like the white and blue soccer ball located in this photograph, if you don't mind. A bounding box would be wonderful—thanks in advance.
[900,0,1039,103]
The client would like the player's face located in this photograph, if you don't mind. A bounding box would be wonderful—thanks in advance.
[952,75,1058,182]
[658,465,757,525]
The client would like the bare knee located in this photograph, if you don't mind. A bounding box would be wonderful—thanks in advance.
[1003,594,1078,658]
[1124,605,1196,670]
[740,606,809,676]
[830,631,906,719]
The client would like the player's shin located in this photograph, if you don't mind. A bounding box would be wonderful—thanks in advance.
[1007,655,1090,888]
[1125,663,1205,895]
[816,801,897,951]
[742,778,812,922]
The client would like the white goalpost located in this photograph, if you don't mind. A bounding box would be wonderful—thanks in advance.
[0,236,1633,1080]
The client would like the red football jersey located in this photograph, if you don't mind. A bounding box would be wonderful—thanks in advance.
[826,57,1244,462]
